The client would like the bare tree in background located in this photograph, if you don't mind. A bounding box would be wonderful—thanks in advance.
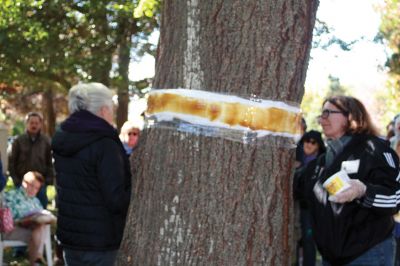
[117,0,318,265]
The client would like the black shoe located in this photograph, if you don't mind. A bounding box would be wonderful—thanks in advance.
[12,248,26,258]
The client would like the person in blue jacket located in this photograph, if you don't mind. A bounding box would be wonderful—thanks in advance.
[0,153,7,192]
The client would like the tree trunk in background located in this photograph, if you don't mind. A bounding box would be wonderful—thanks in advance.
[116,38,130,131]
[115,14,137,131]
[117,0,318,265]
[42,89,56,137]
[89,8,113,87]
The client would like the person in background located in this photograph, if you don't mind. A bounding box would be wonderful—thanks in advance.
[390,114,400,266]
[119,120,141,156]
[294,130,326,266]
[0,152,7,192]
[295,117,308,167]
[386,120,395,141]
[293,117,307,266]
[8,112,54,209]
[297,130,326,169]
[390,114,400,156]
[4,171,47,265]
[294,95,400,265]
[52,82,131,266]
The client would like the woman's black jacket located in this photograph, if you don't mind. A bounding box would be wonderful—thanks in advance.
[294,134,400,265]
[52,110,132,251]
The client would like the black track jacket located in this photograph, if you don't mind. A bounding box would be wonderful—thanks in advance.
[294,134,400,265]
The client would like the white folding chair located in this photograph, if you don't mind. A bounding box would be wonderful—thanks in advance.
[0,224,53,266]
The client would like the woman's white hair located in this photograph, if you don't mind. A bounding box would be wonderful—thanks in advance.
[68,82,113,114]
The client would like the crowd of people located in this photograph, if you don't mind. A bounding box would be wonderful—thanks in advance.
[0,82,399,266]
[1,83,141,265]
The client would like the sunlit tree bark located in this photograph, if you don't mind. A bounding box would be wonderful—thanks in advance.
[117,0,318,265]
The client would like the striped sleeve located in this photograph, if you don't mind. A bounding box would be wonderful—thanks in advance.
[359,143,400,214]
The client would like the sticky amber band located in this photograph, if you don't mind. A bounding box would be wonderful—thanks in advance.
[147,91,301,135]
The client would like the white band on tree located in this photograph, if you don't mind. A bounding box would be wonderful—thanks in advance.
[146,88,302,144]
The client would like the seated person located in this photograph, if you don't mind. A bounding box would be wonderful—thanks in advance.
[4,171,50,265]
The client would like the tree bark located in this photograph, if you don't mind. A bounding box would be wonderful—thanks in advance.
[42,89,56,137]
[115,14,138,131]
[89,7,113,86]
[116,36,130,131]
[117,0,318,265]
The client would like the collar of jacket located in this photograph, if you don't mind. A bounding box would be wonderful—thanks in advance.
[61,110,117,135]
[318,134,370,182]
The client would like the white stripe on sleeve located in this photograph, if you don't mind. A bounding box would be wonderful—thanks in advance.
[384,152,396,168]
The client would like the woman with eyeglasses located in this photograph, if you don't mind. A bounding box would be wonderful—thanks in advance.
[4,171,48,265]
[119,120,142,156]
[294,130,326,266]
[294,95,400,266]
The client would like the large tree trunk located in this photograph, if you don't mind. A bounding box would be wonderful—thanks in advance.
[117,1,318,265]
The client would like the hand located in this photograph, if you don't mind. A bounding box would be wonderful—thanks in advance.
[328,179,366,203]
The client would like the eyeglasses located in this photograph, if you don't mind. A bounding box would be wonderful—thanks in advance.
[304,139,317,145]
[23,180,41,190]
[318,109,345,119]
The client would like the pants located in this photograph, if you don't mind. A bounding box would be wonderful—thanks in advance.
[63,248,118,266]
[5,225,46,264]
[395,237,400,266]
[323,235,395,266]
[299,208,316,266]
[36,185,48,209]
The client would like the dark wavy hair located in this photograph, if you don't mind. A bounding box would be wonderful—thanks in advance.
[322,95,380,137]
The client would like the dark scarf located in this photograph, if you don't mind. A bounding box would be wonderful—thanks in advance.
[325,135,352,168]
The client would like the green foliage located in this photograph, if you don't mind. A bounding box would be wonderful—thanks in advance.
[47,185,56,202]
[134,0,158,18]
[0,0,160,130]
[301,76,351,131]
[374,77,400,129]
[300,89,324,131]
[11,120,24,136]
[4,176,14,192]
[379,0,400,53]
[378,0,400,93]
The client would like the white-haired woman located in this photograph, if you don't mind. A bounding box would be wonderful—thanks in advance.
[119,120,142,155]
[52,83,132,266]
